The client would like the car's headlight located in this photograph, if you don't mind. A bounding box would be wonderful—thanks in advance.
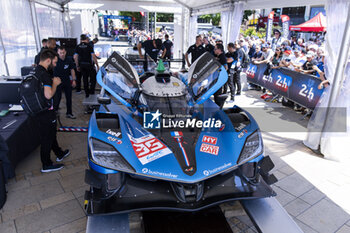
[237,130,263,164]
[89,138,135,173]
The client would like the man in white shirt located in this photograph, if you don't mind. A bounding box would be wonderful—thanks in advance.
[253,44,273,65]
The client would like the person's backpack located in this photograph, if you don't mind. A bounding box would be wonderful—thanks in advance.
[19,74,51,116]
[241,51,250,68]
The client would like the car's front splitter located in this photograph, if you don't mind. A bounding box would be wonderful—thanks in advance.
[84,163,276,215]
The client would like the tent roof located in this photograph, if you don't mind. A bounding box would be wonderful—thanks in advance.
[55,0,327,10]
[290,12,326,32]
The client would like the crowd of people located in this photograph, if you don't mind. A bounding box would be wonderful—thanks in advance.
[181,29,327,109]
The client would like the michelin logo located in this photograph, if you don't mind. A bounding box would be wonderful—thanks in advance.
[141,168,178,179]
[203,163,232,176]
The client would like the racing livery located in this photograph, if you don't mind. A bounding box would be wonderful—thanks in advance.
[84,52,277,215]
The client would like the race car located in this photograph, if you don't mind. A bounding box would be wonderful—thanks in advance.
[84,51,277,215]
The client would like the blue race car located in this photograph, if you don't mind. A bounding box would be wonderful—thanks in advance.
[84,52,277,215]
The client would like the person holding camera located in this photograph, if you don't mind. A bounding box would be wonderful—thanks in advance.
[31,49,70,173]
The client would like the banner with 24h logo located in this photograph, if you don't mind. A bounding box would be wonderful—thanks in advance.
[246,63,324,109]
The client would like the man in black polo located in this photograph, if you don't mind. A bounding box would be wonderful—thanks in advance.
[34,38,57,65]
[31,49,70,172]
[203,37,214,55]
[137,38,163,71]
[74,34,99,98]
[161,34,173,67]
[225,42,244,102]
[213,43,228,107]
[53,46,77,119]
[185,35,205,67]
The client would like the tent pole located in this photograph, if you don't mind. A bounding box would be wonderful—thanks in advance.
[0,29,10,76]
[29,0,41,52]
[321,9,350,137]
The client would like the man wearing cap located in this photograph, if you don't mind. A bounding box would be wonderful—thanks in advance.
[295,52,318,75]
[279,46,295,70]
[290,47,306,70]
[253,44,273,65]
[74,34,99,98]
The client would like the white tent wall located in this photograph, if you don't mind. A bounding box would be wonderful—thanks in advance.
[35,3,65,40]
[188,15,198,47]
[0,0,38,76]
[69,10,83,40]
[0,0,69,76]
[304,0,350,162]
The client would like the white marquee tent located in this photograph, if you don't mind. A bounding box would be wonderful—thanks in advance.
[0,0,348,161]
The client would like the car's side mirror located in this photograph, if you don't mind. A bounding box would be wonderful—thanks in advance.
[97,96,111,105]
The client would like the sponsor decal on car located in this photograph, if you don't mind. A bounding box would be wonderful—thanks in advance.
[107,136,122,144]
[171,131,191,166]
[203,163,232,176]
[202,135,217,145]
[238,129,248,139]
[200,143,219,155]
[141,167,178,178]
[235,123,246,132]
[185,166,194,172]
[106,129,121,138]
[128,134,172,165]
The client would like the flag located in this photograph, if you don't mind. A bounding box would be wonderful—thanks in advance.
[281,15,290,40]
[266,11,275,42]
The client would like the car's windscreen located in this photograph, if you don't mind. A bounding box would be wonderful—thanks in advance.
[143,94,188,116]
[104,71,138,100]
[191,67,220,97]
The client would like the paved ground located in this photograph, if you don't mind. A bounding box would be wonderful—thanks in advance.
[0,78,349,232]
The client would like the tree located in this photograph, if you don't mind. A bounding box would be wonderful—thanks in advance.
[119,11,143,22]
[243,10,254,22]
[156,13,174,22]
[198,13,221,26]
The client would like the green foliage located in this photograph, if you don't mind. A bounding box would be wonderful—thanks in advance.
[156,13,174,22]
[243,10,254,21]
[119,11,142,22]
[199,13,221,26]
[240,27,266,39]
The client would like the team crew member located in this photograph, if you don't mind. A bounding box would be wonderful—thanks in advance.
[226,42,244,101]
[213,43,228,107]
[203,37,214,55]
[74,34,99,98]
[53,46,77,119]
[34,38,57,65]
[137,38,163,71]
[185,35,205,67]
[162,34,173,66]
[31,49,70,172]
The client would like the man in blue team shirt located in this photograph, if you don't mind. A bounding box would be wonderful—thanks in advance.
[53,46,77,119]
